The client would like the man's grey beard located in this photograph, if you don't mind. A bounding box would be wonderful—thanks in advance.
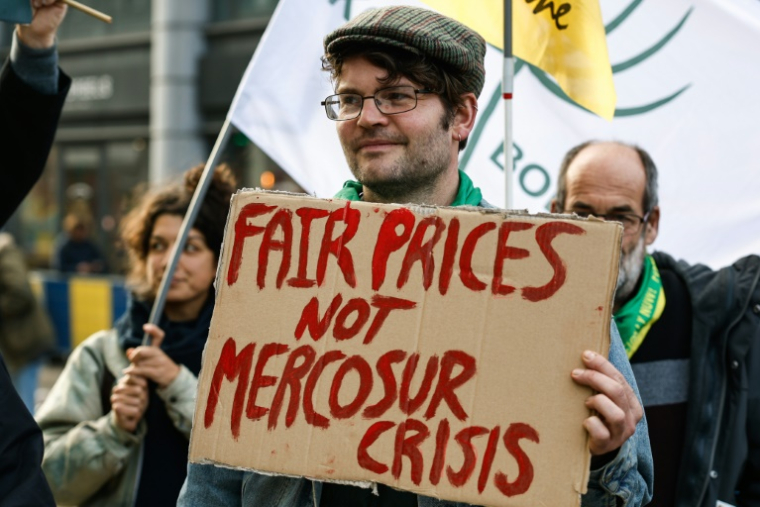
[615,233,647,307]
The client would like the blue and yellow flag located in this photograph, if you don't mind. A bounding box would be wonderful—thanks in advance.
[420,0,616,120]
[0,0,32,24]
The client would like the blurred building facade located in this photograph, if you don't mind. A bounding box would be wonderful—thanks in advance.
[0,0,300,272]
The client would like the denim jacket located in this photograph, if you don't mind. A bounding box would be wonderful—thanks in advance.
[178,323,653,507]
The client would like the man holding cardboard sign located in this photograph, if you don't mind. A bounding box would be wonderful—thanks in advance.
[180,6,653,507]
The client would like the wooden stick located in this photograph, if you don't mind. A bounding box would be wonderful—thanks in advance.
[61,0,112,24]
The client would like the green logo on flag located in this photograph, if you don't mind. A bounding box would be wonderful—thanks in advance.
[530,0,694,117]
[329,0,353,20]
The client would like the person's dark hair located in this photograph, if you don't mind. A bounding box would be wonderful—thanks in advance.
[321,44,471,151]
[120,164,237,299]
[554,141,659,212]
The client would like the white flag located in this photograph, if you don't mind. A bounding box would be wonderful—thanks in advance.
[229,0,760,269]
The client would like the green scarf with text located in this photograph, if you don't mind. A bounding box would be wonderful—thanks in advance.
[613,255,666,358]
[333,170,483,207]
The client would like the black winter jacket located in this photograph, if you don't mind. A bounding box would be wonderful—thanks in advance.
[0,61,69,506]
[653,251,760,507]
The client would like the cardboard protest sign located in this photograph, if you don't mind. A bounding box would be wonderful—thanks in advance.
[190,191,622,506]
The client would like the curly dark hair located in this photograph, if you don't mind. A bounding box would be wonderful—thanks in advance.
[322,44,472,151]
[120,164,237,299]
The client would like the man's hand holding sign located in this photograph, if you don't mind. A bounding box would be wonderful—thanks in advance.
[574,350,643,460]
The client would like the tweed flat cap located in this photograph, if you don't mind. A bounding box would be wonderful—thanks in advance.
[324,6,486,98]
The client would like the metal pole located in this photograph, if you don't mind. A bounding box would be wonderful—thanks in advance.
[142,118,234,345]
[503,0,515,210]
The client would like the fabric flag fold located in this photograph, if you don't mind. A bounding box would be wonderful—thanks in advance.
[419,0,616,120]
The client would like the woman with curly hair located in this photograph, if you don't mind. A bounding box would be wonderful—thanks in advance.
[36,164,236,507]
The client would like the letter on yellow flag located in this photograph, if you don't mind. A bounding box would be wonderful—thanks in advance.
[419,0,616,120]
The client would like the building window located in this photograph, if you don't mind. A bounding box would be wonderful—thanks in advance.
[212,0,278,21]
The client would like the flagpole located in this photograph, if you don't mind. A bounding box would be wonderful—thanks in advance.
[503,0,514,210]
[142,118,234,345]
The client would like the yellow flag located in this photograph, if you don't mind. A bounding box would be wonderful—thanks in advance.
[419,0,616,120]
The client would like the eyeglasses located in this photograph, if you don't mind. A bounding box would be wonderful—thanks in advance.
[321,85,436,121]
[565,210,651,235]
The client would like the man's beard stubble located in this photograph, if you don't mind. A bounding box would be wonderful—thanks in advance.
[342,114,452,203]
[614,231,647,308]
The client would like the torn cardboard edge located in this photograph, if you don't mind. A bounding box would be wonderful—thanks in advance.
[193,457,381,495]
[231,188,625,224]
[231,189,620,229]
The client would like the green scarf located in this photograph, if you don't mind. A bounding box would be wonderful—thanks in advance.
[613,255,666,358]
[333,170,483,207]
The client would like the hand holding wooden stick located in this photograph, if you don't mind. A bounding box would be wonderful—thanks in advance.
[61,0,112,24]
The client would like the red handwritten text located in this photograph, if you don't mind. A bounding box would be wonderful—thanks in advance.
[225,203,586,302]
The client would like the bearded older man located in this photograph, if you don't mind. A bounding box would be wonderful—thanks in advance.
[552,140,760,507]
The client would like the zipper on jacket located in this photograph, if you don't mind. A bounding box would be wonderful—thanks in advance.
[695,349,728,506]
